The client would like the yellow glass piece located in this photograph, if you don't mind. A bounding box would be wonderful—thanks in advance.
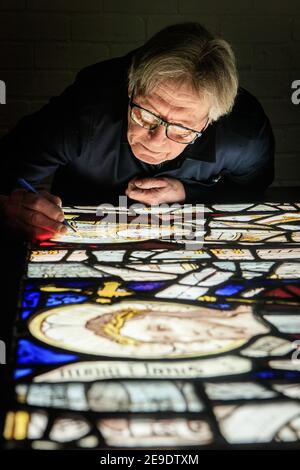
[31,250,60,257]
[198,296,217,302]
[3,412,14,440]
[97,281,132,299]
[102,308,142,346]
[95,298,111,304]
[4,411,30,441]
[14,411,30,440]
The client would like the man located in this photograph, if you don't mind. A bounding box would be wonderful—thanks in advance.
[0,23,274,240]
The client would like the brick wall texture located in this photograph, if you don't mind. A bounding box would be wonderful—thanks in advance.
[0,0,299,186]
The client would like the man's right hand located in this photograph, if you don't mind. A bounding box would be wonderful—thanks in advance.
[0,189,68,240]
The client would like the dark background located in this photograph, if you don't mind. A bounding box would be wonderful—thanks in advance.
[0,0,299,187]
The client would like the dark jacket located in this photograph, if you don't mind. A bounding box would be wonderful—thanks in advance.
[0,52,274,205]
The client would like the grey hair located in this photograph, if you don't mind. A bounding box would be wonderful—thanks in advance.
[128,23,239,122]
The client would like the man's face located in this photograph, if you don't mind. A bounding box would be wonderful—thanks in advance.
[127,80,210,165]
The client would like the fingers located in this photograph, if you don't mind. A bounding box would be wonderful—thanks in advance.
[8,218,63,241]
[7,206,67,236]
[18,206,67,234]
[126,177,167,198]
[126,177,139,194]
[126,177,167,205]
[127,187,162,205]
[39,190,62,207]
[4,189,67,240]
[125,176,186,205]
[10,189,64,222]
[134,178,168,189]
[130,190,161,205]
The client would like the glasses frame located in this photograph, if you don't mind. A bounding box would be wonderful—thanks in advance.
[129,93,209,145]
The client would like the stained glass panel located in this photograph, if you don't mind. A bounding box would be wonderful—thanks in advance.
[3,202,300,449]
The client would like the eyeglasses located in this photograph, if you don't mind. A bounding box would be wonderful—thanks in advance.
[129,96,209,145]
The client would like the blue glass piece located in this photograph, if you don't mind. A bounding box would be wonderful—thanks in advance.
[22,291,40,308]
[14,368,33,379]
[63,280,93,288]
[215,284,244,296]
[46,293,87,307]
[127,281,166,291]
[286,372,300,379]
[21,309,33,320]
[253,371,276,379]
[17,339,78,365]
[253,371,300,380]
[207,303,231,309]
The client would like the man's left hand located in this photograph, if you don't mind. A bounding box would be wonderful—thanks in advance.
[125,176,186,205]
